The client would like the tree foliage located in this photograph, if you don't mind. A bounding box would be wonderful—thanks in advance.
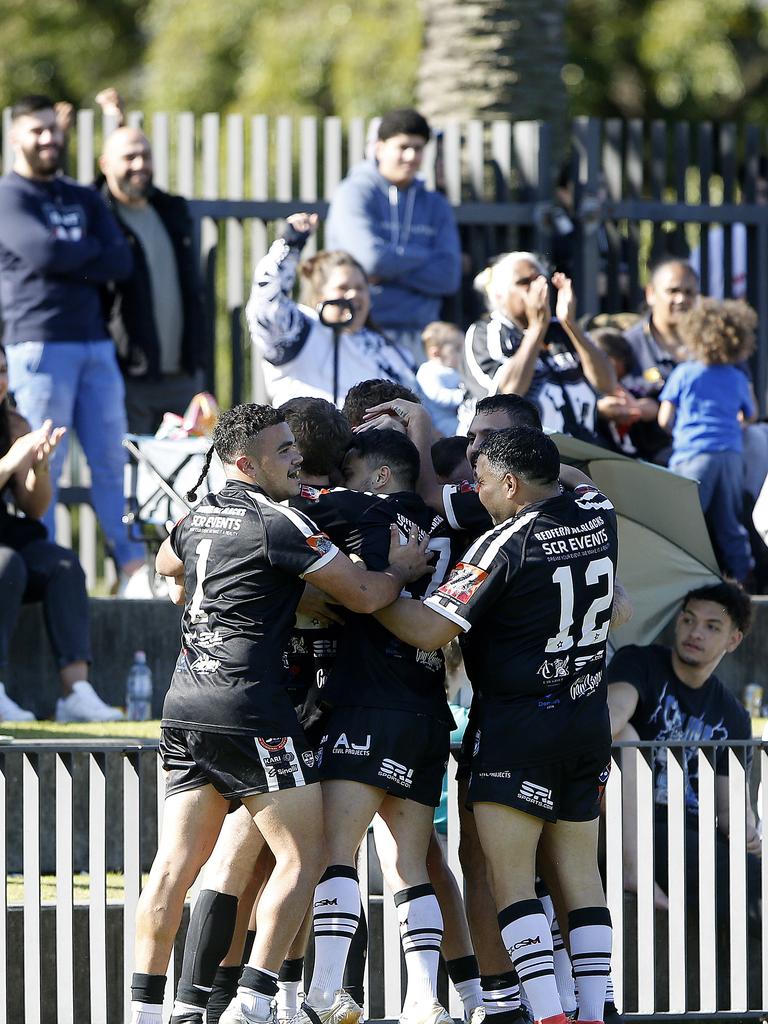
[565,0,768,121]
[0,0,147,108]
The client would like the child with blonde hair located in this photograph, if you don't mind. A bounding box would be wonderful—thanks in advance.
[416,320,465,435]
[658,298,756,581]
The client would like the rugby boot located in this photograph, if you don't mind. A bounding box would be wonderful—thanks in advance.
[289,991,363,1024]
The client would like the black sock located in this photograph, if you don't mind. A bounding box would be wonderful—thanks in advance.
[243,928,257,964]
[205,966,241,1024]
[279,957,304,983]
[132,972,167,1007]
[240,965,279,998]
[342,905,368,1005]
[447,954,480,984]
[175,889,239,1008]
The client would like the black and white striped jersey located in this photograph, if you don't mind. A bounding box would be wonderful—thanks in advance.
[425,485,618,759]
[163,479,339,735]
[462,314,600,442]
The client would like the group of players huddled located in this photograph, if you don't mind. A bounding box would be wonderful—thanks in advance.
[129,380,629,1024]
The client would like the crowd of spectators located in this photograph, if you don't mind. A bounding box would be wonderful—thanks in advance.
[0,94,763,985]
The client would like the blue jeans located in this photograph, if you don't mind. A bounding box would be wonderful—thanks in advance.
[670,449,752,581]
[6,341,144,569]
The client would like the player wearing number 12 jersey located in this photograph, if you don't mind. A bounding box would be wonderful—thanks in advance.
[374,426,618,1024]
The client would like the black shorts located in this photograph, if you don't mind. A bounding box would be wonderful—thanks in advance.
[161,726,319,801]
[467,747,611,823]
[317,706,450,807]
[455,703,479,782]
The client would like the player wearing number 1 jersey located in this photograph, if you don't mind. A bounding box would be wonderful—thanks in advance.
[131,404,433,1024]
[374,426,618,1024]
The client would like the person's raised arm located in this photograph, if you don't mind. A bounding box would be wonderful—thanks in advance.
[244,213,316,364]
[495,275,551,397]
[361,399,446,513]
[306,524,433,615]
[553,272,616,394]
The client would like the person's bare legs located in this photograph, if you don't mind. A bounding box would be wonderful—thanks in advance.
[539,819,612,1022]
[131,785,229,1020]
[473,802,563,1023]
[375,798,452,1022]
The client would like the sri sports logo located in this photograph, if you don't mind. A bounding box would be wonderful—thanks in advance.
[517,781,554,811]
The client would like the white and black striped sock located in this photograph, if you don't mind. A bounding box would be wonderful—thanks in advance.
[498,899,561,1022]
[568,907,612,1022]
[395,883,444,1010]
[307,865,361,1008]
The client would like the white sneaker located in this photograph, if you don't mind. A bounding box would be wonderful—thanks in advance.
[400,1001,453,1024]
[291,992,363,1024]
[0,682,36,721]
[55,681,125,723]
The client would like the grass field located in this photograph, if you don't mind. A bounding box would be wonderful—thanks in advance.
[6,872,151,905]
[0,720,161,742]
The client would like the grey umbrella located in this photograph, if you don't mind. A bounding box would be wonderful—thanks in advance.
[550,433,721,647]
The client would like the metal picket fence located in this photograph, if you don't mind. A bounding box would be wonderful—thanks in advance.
[2,738,766,1023]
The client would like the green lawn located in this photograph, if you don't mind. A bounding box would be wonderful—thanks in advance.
[0,720,161,742]
[6,872,151,905]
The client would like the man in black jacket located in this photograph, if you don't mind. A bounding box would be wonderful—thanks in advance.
[99,126,207,434]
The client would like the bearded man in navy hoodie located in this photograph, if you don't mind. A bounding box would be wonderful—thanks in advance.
[0,94,145,579]
[325,109,461,366]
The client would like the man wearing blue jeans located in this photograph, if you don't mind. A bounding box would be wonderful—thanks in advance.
[0,95,145,577]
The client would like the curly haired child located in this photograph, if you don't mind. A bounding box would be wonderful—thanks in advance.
[658,298,756,581]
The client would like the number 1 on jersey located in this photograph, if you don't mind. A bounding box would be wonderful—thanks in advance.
[189,538,213,623]
[545,556,614,652]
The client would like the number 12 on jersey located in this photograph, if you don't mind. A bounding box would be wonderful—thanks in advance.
[545,556,614,653]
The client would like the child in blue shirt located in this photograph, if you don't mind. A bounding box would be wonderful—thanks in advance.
[658,298,756,581]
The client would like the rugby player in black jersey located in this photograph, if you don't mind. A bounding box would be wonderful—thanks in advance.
[130,404,433,1024]
[290,428,464,1024]
[373,427,619,1024]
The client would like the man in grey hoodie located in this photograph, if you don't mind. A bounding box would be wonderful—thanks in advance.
[325,109,462,366]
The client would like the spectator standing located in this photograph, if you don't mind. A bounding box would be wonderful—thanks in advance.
[658,299,756,582]
[246,213,417,408]
[0,344,124,721]
[0,95,144,579]
[325,109,462,365]
[98,122,207,435]
[416,321,465,435]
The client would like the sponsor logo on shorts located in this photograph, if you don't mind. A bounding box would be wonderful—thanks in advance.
[306,532,334,556]
[378,758,414,789]
[258,737,288,752]
[302,750,316,767]
[192,654,220,673]
[436,562,488,605]
[509,936,541,952]
[478,770,512,779]
[314,897,337,907]
[313,638,336,658]
[415,648,443,672]
[570,670,602,700]
[574,650,605,671]
[262,750,295,766]
[333,733,371,756]
[266,764,299,777]
[537,656,569,682]
[473,730,481,757]
[517,781,554,811]
[288,635,308,655]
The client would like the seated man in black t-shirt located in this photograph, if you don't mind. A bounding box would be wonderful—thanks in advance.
[606,582,760,930]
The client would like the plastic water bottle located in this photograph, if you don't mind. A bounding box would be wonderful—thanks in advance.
[126,651,153,721]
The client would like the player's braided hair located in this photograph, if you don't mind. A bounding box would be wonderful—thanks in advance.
[185,403,286,503]
[477,426,559,485]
